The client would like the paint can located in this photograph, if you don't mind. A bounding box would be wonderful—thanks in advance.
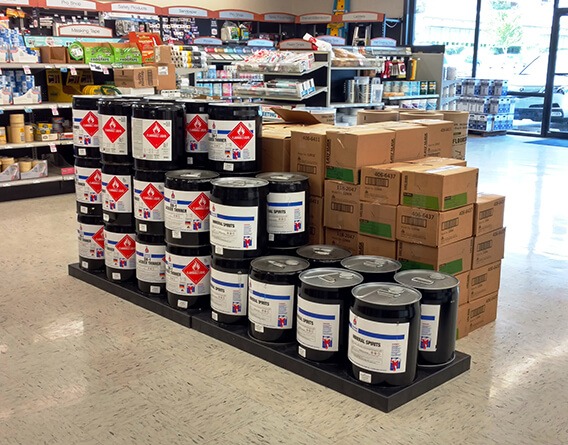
[209,177,269,259]
[164,169,219,246]
[133,169,166,235]
[75,156,102,217]
[131,101,185,171]
[136,233,166,296]
[394,270,459,367]
[340,256,402,283]
[77,214,105,271]
[101,163,134,227]
[72,95,102,158]
[248,255,309,343]
[348,283,421,386]
[165,244,211,310]
[296,244,351,269]
[256,172,309,249]
[104,225,136,282]
[208,103,261,174]
[177,99,210,168]
[210,256,252,324]
[98,97,139,164]
[297,268,363,362]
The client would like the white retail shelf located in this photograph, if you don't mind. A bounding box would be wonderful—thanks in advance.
[0,173,74,188]
[331,102,384,108]
[238,62,328,76]
[0,140,73,150]
[246,87,328,102]
[0,103,73,111]
[384,94,440,101]
[330,66,382,70]
[176,67,207,76]
[196,78,251,83]
[0,63,90,70]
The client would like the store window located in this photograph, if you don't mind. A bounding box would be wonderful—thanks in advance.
[413,0,478,78]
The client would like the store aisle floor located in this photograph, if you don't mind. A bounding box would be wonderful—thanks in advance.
[1,135,567,445]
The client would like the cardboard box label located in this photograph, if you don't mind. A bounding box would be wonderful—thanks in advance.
[325,228,359,254]
[324,180,359,232]
[326,166,355,183]
[402,192,467,211]
[470,261,502,300]
[359,202,396,241]
[472,228,506,269]
[397,238,473,275]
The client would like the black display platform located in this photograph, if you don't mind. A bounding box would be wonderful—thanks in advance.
[191,312,471,412]
[68,263,194,328]
[68,263,471,412]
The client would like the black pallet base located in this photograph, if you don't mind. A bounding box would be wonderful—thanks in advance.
[68,263,194,328]
[192,312,470,412]
[68,263,471,413]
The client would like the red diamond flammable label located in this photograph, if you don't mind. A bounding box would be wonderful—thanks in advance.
[93,227,105,249]
[228,122,253,150]
[115,235,135,259]
[80,111,99,137]
[140,183,163,210]
[183,258,208,284]
[107,176,128,202]
[143,121,170,149]
[86,169,102,194]
[102,117,126,143]
[188,192,210,220]
[187,115,208,142]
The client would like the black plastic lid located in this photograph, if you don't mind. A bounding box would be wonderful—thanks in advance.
[73,95,103,109]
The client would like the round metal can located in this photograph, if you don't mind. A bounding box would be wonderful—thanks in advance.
[101,163,134,227]
[349,283,421,386]
[248,255,309,343]
[164,169,219,247]
[210,256,252,324]
[340,256,402,283]
[73,95,102,153]
[256,172,310,249]
[209,177,269,259]
[136,233,166,296]
[394,270,459,366]
[98,97,139,164]
[104,224,136,283]
[177,99,210,168]
[75,156,102,217]
[296,244,351,269]
[77,214,105,272]
[133,169,166,236]
[297,268,364,363]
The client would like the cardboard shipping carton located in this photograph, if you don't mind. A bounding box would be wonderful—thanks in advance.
[359,202,397,241]
[455,271,470,306]
[111,42,142,64]
[474,193,506,235]
[261,127,292,173]
[397,237,474,275]
[113,66,157,88]
[324,180,359,232]
[370,122,428,161]
[148,63,176,91]
[325,127,394,184]
[468,292,498,332]
[401,165,479,211]
[443,111,469,160]
[359,163,414,205]
[308,196,325,245]
[358,235,397,258]
[470,261,502,302]
[325,228,359,254]
[407,156,467,167]
[154,45,174,64]
[456,303,470,339]
[357,109,399,125]
[406,119,454,157]
[39,46,68,64]
[290,126,329,197]
[400,111,445,121]
[472,228,506,269]
[396,204,474,247]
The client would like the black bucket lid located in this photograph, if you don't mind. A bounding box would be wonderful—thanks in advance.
[341,256,402,274]
[299,267,364,288]
[73,95,103,108]
[256,172,309,184]
[352,283,421,306]
[394,270,459,291]
[211,177,268,189]
[251,256,309,275]
[297,244,351,262]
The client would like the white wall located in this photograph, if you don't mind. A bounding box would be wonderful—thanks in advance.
[289,0,404,18]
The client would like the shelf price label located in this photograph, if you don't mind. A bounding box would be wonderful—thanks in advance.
[60,67,68,73]
[24,107,32,113]
[23,65,31,75]
[102,66,109,75]
[49,143,57,153]
[70,66,77,76]
[51,106,59,116]
[89,63,103,72]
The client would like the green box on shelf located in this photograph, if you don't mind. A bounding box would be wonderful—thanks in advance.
[111,43,142,65]
[68,42,114,65]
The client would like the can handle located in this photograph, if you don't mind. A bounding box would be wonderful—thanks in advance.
[411,277,435,285]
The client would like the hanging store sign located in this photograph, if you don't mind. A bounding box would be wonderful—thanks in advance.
[194,37,223,46]
[317,36,345,46]
[370,37,397,48]
[167,7,209,18]
[262,13,296,23]
[45,0,97,11]
[278,39,313,50]
[341,12,384,23]
[298,13,332,24]
[110,2,156,14]
[217,10,256,21]
[57,24,113,38]
[0,0,31,6]
[247,39,275,48]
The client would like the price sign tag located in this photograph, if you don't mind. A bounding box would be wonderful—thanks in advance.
[51,106,59,116]
[24,107,32,113]
[60,67,68,73]
[23,66,31,75]
[49,143,57,153]
[70,66,77,76]
[89,63,103,72]
[102,66,109,75]
[0,68,3,75]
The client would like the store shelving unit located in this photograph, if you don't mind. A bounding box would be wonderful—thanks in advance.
[384,94,440,101]
[0,172,74,202]
[0,140,72,150]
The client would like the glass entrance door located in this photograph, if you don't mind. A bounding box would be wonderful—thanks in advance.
[546,11,568,136]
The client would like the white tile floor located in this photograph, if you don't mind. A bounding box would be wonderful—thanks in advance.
[1,135,568,444]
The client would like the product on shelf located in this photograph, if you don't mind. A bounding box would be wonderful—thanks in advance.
[236,50,315,73]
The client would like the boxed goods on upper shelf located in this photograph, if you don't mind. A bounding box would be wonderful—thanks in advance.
[68,42,114,65]
[111,43,143,65]
[331,47,384,68]
[236,50,315,73]
[234,79,315,98]
[0,70,41,105]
